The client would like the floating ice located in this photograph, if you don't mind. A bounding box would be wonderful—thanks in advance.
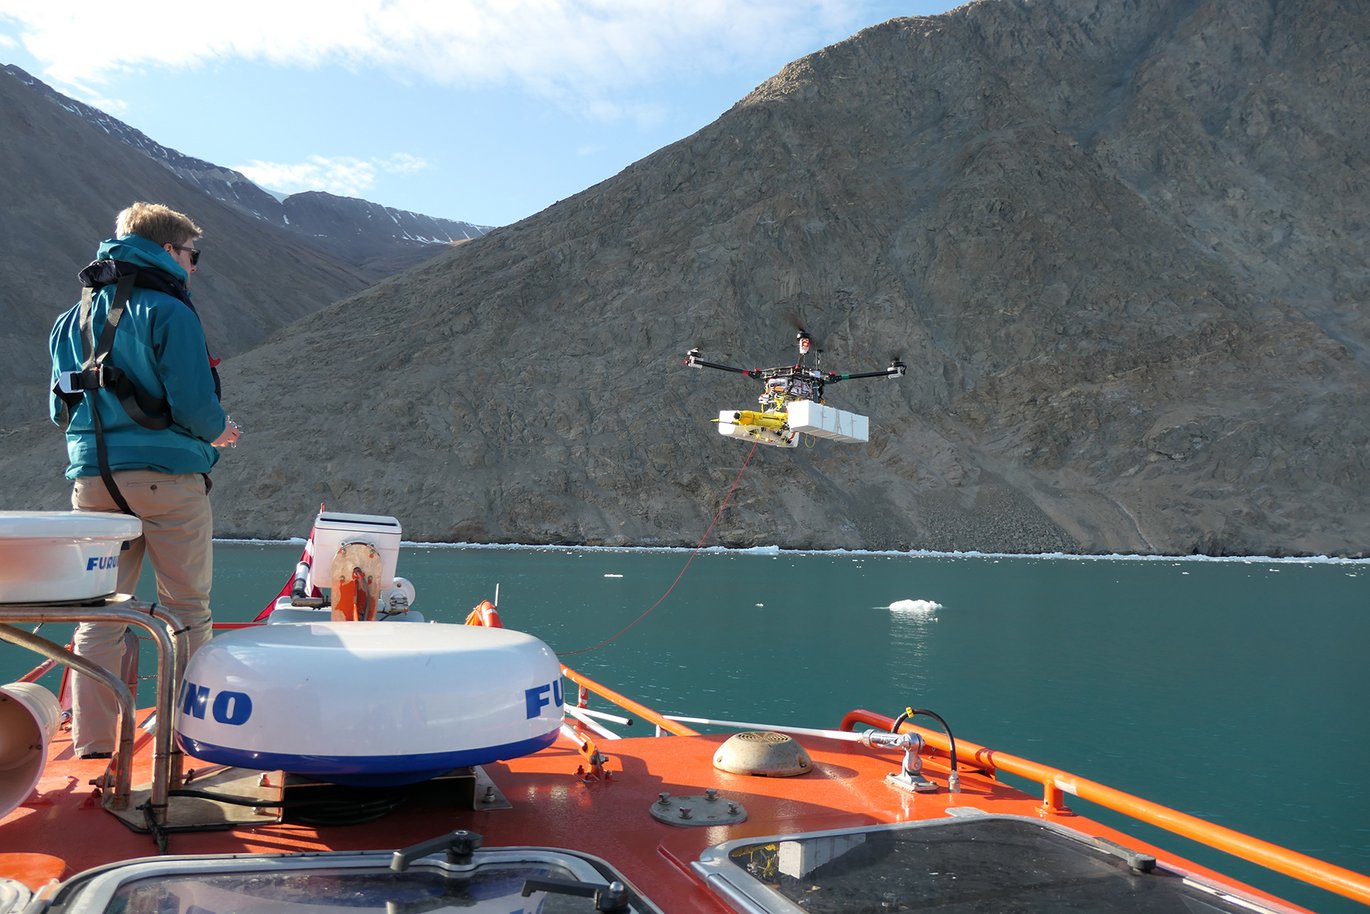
[888,599,942,613]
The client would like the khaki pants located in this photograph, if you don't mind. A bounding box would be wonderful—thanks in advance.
[70,471,214,756]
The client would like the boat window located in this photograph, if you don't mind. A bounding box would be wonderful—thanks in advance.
[694,815,1290,914]
[49,848,658,914]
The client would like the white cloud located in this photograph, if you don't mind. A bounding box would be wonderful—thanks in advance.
[231,152,427,199]
[0,1,867,118]
[382,153,431,175]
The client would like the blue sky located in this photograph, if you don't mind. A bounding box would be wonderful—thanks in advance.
[0,2,958,228]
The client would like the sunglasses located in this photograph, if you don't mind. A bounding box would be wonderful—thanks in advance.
[172,243,201,266]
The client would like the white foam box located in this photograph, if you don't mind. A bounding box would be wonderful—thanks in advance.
[311,512,402,590]
[0,511,142,604]
[787,400,869,443]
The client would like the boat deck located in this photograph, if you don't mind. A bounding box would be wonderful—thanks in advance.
[0,705,1322,914]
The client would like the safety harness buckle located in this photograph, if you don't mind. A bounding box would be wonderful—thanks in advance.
[56,366,106,395]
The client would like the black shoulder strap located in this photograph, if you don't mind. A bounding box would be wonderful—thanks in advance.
[87,383,137,517]
[61,272,146,517]
[87,273,133,369]
[102,277,173,432]
[51,284,110,431]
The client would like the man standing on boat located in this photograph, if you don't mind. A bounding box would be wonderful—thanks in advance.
[49,202,240,759]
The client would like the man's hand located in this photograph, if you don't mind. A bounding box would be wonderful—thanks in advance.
[212,416,242,449]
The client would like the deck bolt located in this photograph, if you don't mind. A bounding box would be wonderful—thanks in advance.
[482,786,495,804]
[705,788,719,801]
[728,802,739,814]
[657,792,671,806]
[678,807,692,820]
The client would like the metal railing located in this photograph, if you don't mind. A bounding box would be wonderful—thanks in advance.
[0,597,185,822]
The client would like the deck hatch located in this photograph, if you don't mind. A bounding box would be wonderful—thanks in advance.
[693,815,1294,913]
[44,848,660,914]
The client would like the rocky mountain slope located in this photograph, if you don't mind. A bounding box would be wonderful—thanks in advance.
[277,191,486,277]
[3,0,1366,556]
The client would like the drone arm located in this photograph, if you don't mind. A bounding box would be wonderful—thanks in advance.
[825,360,908,384]
[685,350,762,378]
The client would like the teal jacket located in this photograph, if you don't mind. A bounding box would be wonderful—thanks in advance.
[49,234,225,479]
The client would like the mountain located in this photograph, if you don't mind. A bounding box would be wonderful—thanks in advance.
[277,191,486,278]
[3,0,1366,557]
[1,65,490,280]
[0,64,488,429]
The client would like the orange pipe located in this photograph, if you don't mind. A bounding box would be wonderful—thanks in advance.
[561,665,699,737]
[840,709,1370,907]
[16,658,58,683]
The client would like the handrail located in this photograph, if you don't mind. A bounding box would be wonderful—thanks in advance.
[840,708,1370,907]
[0,598,183,822]
[561,665,700,737]
[0,622,135,805]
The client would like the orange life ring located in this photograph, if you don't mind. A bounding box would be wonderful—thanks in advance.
[464,600,502,628]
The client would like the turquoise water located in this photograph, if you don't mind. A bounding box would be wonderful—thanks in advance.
[7,543,1368,912]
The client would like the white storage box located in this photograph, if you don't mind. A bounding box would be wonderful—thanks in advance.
[0,511,142,604]
[311,512,402,590]
[787,400,869,444]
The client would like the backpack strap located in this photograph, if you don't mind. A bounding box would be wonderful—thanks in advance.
[53,272,148,517]
[93,274,173,431]
[51,283,106,429]
[86,372,137,517]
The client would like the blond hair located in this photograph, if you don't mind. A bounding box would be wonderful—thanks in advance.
[115,202,203,247]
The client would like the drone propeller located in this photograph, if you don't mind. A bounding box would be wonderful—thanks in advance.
[785,318,831,363]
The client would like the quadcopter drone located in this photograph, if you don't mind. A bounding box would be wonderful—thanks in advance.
[685,331,906,448]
